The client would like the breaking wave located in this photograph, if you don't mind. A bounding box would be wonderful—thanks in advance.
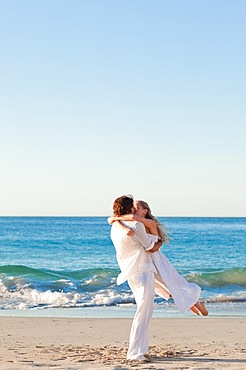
[0,265,245,310]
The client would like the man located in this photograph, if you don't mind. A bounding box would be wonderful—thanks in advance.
[110,195,162,361]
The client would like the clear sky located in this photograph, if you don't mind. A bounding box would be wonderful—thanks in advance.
[0,0,245,216]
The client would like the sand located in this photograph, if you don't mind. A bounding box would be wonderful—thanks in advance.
[0,316,245,369]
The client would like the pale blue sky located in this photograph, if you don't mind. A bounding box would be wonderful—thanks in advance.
[0,0,245,216]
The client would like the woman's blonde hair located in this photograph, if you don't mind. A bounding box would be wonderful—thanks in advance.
[138,200,170,244]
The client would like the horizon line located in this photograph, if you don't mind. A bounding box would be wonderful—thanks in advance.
[0,215,245,218]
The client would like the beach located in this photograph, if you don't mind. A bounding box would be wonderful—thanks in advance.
[1,317,245,369]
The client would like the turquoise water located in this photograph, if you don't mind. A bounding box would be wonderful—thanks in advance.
[0,217,245,317]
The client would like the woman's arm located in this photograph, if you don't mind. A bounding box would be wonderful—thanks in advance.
[107,214,157,235]
[107,215,134,225]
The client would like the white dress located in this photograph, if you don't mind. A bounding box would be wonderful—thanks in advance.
[150,234,201,313]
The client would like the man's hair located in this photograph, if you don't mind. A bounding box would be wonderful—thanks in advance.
[113,195,134,216]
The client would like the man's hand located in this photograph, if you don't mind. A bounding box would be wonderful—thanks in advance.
[148,241,162,253]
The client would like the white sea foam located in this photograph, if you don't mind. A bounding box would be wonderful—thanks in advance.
[0,277,134,309]
[90,291,134,306]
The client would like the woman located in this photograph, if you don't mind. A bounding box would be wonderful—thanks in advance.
[108,200,208,316]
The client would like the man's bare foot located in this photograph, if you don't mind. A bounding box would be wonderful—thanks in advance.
[144,354,149,358]
[143,355,151,362]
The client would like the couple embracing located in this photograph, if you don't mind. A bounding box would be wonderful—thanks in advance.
[109,195,208,362]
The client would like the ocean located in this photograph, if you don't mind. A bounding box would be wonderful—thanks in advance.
[0,217,245,318]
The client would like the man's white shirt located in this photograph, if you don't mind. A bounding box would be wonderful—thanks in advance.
[110,221,157,285]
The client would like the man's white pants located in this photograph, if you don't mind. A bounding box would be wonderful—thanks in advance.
[127,270,155,360]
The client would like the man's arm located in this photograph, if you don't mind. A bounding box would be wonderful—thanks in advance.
[134,222,162,251]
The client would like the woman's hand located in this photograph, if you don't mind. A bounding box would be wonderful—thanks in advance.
[125,228,135,236]
[108,218,135,236]
[107,216,114,225]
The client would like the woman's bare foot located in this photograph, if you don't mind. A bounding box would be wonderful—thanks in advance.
[193,301,208,316]
[190,305,200,315]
